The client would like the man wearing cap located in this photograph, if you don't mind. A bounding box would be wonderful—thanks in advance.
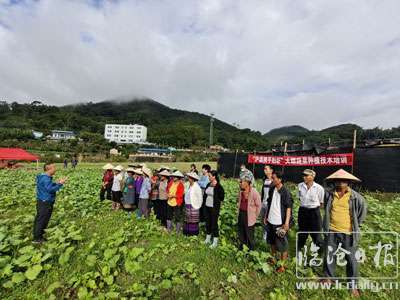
[297,169,325,252]
[322,169,367,297]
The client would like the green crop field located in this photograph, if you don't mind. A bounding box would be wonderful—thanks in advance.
[0,167,399,299]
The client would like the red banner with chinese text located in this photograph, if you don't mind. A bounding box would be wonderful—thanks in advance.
[248,153,353,166]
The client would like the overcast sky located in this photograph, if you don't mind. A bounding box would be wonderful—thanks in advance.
[1,0,399,133]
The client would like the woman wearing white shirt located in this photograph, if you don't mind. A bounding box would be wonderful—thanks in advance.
[183,172,203,236]
[111,165,124,210]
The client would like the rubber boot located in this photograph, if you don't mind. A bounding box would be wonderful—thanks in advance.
[176,223,182,234]
[204,234,211,244]
[167,220,173,233]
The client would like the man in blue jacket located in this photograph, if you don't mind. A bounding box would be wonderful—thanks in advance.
[33,163,67,243]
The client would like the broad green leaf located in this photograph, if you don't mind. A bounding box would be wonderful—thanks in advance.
[129,247,144,259]
[25,264,43,280]
[58,246,75,266]
[46,281,62,294]
[105,291,119,299]
[2,280,13,289]
[125,260,141,274]
[103,275,113,285]
[85,255,97,267]
[104,248,117,260]
[159,279,172,289]
[11,272,25,284]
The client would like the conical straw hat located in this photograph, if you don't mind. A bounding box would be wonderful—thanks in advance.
[102,163,114,170]
[326,169,361,182]
[158,170,171,177]
[170,170,184,178]
[113,165,124,172]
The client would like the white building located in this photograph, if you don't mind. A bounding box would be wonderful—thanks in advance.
[104,124,147,144]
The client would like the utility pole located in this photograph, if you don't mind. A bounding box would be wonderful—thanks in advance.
[209,113,214,147]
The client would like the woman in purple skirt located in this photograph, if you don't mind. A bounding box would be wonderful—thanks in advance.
[183,172,203,236]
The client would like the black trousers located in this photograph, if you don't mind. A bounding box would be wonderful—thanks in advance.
[238,210,255,250]
[33,201,54,240]
[100,185,112,201]
[297,206,323,250]
[200,200,206,223]
[158,200,168,226]
[205,206,220,238]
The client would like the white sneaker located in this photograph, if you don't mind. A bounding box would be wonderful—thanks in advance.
[204,234,211,244]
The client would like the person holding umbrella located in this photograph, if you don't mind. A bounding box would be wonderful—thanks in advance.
[183,172,203,236]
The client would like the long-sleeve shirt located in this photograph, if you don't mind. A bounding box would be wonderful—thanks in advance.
[198,174,210,190]
[135,176,144,195]
[237,187,261,226]
[36,174,63,203]
[139,177,151,199]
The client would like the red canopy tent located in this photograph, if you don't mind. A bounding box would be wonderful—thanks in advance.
[0,148,39,162]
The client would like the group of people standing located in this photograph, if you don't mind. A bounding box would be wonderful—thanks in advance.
[100,163,225,248]
[248,164,367,297]
[32,160,367,297]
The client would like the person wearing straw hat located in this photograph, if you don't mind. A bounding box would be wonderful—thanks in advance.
[134,168,144,208]
[166,171,185,233]
[204,170,225,248]
[158,170,170,227]
[122,167,136,213]
[321,169,367,297]
[100,163,114,201]
[183,172,203,236]
[238,170,261,251]
[138,167,152,218]
[111,165,124,210]
[297,169,325,252]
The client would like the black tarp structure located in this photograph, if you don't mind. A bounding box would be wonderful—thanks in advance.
[217,146,400,192]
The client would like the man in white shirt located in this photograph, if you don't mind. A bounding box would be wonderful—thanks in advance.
[297,169,324,252]
[260,165,273,240]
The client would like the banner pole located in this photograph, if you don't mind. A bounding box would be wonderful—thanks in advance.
[282,142,288,174]
[252,149,256,175]
[352,130,357,173]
